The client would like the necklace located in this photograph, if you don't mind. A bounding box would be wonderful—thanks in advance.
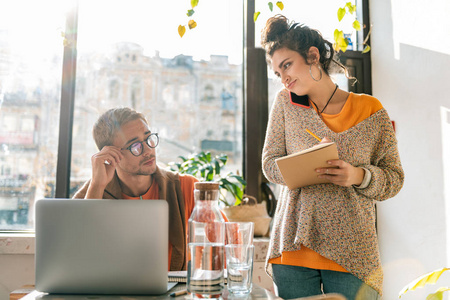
[310,83,339,116]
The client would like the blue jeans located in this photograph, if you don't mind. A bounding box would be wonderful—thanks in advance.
[272,264,381,300]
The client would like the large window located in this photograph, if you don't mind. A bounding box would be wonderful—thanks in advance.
[0,1,66,230]
[0,0,370,230]
[68,0,244,197]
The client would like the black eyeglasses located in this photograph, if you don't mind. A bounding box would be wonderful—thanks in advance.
[121,133,159,156]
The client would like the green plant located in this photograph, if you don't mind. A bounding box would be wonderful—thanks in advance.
[167,151,247,206]
[399,267,450,299]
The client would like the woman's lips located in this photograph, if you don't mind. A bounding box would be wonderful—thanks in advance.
[287,80,296,90]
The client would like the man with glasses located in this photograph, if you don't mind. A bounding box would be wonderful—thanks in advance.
[73,107,197,271]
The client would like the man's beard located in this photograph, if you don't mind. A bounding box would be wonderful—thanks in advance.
[134,156,156,175]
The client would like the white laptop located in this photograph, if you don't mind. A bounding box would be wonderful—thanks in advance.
[35,198,175,295]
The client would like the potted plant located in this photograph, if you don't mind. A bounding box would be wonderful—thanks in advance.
[167,151,272,236]
[167,151,246,206]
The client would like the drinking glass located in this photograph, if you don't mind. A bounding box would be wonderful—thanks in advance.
[225,222,254,295]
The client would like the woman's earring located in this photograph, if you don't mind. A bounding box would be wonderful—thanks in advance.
[309,64,323,82]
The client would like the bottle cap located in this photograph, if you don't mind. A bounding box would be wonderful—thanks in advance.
[194,181,220,190]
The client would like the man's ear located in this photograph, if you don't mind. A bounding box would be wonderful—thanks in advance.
[307,46,320,64]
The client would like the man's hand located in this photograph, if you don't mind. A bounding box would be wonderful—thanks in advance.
[85,146,124,199]
[315,136,364,187]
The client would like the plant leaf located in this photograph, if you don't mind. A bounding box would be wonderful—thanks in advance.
[334,30,348,53]
[188,19,197,29]
[276,1,284,10]
[353,19,361,31]
[362,45,371,53]
[191,0,199,9]
[186,166,200,175]
[339,38,349,53]
[337,7,346,22]
[214,160,221,174]
[198,152,208,163]
[253,11,260,22]
[399,268,450,298]
[268,2,273,11]
[227,173,247,187]
[178,25,186,38]
[426,287,450,300]
[347,2,357,14]
[187,9,195,17]
[206,165,214,181]
[233,184,244,201]
[218,154,228,164]
[334,29,342,41]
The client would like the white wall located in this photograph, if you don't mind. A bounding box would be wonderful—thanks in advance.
[371,0,450,299]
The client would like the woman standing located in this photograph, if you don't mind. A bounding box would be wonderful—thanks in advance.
[261,15,404,300]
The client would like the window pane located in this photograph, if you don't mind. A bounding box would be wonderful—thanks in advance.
[70,1,244,198]
[258,0,357,107]
[0,1,65,230]
[259,1,357,196]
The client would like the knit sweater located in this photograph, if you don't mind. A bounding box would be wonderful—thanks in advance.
[262,89,404,294]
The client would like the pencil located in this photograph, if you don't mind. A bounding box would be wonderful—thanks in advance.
[170,289,188,297]
[305,129,321,142]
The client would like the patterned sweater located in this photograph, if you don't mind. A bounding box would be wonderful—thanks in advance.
[262,89,404,294]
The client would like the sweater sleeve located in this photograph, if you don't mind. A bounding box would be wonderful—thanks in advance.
[72,180,90,199]
[262,91,288,185]
[355,110,404,201]
[179,174,198,221]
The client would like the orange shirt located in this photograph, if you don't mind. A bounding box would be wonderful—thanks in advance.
[269,92,383,272]
[121,174,197,269]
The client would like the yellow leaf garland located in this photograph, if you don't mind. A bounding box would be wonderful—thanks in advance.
[188,19,197,29]
[178,25,186,38]
[253,11,260,22]
[276,1,284,10]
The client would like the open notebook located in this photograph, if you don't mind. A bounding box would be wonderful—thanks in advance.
[35,198,175,295]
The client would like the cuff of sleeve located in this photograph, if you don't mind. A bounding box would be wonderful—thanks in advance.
[354,167,371,189]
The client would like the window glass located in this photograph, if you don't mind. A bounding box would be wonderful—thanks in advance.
[70,0,244,196]
[0,1,65,230]
[254,0,357,106]
[256,1,357,197]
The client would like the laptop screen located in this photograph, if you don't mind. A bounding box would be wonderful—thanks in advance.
[35,199,170,295]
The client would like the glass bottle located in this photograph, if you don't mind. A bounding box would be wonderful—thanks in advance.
[187,182,225,298]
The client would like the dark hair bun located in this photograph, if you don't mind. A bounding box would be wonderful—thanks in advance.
[261,14,347,77]
[261,14,290,45]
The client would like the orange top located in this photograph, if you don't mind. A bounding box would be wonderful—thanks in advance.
[122,174,197,269]
[269,92,383,272]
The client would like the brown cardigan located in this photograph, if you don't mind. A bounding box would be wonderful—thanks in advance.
[73,166,187,271]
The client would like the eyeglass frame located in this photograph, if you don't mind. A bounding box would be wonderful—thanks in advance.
[121,133,159,156]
